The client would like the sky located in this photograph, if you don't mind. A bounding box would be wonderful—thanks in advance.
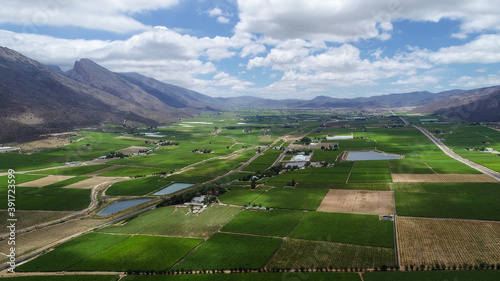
[1,0,500,100]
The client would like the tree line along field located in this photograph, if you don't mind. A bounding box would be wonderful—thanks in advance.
[5,112,500,279]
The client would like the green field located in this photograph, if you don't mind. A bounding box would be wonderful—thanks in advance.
[221,209,304,236]
[0,173,46,185]
[364,270,500,281]
[290,212,394,248]
[417,155,482,174]
[130,205,242,238]
[218,188,265,206]
[389,156,433,174]
[120,272,362,281]
[99,206,176,234]
[0,186,91,211]
[269,238,396,270]
[32,164,111,176]
[17,233,130,272]
[253,188,328,210]
[106,176,170,196]
[42,176,90,188]
[99,166,168,177]
[395,192,500,221]
[70,235,203,271]
[177,232,283,270]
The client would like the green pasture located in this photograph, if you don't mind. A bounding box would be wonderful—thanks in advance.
[17,233,130,272]
[99,206,175,234]
[137,205,242,238]
[70,235,203,271]
[218,188,265,206]
[221,209,304,236]
[395,192,500,221]
[290,212,394,248]
[269,238,396,270]
[176,232,283,270]
[105,176,170,196]
[253,188,328,210]
[31,164,111,176]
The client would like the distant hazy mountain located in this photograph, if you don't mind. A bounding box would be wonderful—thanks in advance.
[1,46,499,142]
[416,86,500,121]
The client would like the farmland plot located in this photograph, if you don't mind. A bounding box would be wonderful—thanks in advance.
[364,271,500,281]
[268,238,396,270]
[396,217,500,267]
[317,189,394,215]
[221,209,304,236]
[176,232,283,270]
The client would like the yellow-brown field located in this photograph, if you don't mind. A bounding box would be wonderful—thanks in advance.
[397,217,500,267]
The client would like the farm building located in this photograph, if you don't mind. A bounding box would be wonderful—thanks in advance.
[291,154,311,162]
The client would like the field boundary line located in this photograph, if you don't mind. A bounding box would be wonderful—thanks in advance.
[345,161,355,183]
[170,206,244,270]
[391,183,400,268]
[398,215,500,224]
[262,210,308,268]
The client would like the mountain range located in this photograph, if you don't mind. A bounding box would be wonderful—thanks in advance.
[1,46,499,142]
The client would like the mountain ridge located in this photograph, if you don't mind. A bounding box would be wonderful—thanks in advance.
[1,46,499,142]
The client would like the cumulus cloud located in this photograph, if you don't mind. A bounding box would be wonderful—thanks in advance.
[236,0,500,42]
[207,6,232,24]
[0,0,179,33]
[426,34,500,64]
[450,74,500,88]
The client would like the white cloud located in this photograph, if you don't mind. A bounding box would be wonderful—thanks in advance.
[391,75,440,85]
[217,16,230,24]
[236,0,500,42]
[450,74,500,88]
[207,7,223,17]
[426,34,500,64]
[0,0,179,33]
[0,27,259,96]
[206,6,232,24]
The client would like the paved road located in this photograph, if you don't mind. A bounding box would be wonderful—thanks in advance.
[400,117,500,182]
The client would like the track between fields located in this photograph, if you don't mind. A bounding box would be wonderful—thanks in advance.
[399,117,500,182]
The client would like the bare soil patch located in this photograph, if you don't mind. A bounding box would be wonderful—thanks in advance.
[397,217,500,267]
[0,219,102,263]
[117,146,151,155]
[391,174,443,183]
[17,175,74,187]
[392,173,496,182]
[438,174,497,182]
[0,211,73,236]
[283,135,303,142]
[64,177,126,189]
[317,189,394,215]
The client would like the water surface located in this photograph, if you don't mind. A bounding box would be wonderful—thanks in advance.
[98,199,151,216]
[346,151,401,161]
[153,183,194,195]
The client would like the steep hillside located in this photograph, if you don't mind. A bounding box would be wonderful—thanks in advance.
[0,47,161,142]
[417,86,500,121]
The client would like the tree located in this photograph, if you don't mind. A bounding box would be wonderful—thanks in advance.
[291,179,296,187]
[251,178,256,189]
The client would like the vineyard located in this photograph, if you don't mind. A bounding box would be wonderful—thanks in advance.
[396,217,500,267]
[268,238,395,270]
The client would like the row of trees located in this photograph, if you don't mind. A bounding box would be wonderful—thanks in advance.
[125,262,500,276]
[156,184,226,207]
